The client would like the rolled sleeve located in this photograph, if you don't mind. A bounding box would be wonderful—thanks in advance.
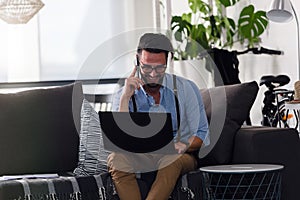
[180,79,210,146]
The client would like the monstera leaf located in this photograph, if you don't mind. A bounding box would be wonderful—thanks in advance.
[171,14,192,42]
[238,5,268,47]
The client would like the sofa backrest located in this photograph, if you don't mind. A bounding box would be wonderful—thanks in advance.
[0,82,83,175]
[198,81,259,166]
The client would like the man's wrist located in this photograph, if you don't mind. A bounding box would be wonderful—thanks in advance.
[119,94,132,112]
[120,93,131,102]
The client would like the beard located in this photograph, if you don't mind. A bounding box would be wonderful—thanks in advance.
[141,73,164,88]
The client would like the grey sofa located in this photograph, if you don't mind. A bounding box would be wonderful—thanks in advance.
[0,81,299,200]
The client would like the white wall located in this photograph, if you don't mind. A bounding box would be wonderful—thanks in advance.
[171,0,300,125]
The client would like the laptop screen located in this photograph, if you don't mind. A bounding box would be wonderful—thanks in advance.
[98,111,176,154]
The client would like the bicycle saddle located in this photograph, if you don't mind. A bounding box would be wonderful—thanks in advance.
[259,75,290,88]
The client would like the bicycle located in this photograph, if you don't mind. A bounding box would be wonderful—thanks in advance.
[260,75,297,128]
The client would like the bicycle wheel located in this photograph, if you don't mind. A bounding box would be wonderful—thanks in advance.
[261,103,277,127]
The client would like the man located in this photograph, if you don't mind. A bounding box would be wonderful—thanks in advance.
[108,33,209,200]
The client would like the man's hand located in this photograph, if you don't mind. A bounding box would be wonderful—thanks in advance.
[122,67,144,99]
[174,141,187,154]
[187,136,203,152]
[119,67,144,111]
[175,136,203,154]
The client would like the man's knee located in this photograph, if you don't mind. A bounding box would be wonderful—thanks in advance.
[158,154,196,171]
[107,152,134,173]
[167,153,197,174]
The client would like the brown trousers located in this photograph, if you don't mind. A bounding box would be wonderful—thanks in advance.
[107,153,197,200]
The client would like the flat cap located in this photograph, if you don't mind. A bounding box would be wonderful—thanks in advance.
[137,33,174,52]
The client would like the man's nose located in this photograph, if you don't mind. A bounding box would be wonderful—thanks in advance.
[149,69,158,77]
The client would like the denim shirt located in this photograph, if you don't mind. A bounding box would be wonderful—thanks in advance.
[112,73,210,146]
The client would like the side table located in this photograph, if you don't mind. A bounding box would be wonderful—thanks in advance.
[200,164,283,200]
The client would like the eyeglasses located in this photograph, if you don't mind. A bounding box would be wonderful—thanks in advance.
[140,62,167,73]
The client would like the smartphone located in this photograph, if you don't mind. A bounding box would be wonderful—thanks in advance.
[135,55,141,79]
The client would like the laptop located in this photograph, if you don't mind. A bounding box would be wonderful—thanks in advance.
[98,111,177,154]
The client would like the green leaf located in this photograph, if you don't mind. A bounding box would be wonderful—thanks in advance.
[219,0,241,7]
[171,15,192,39]
[238,5,268,47]
[190,24,209,49]
[185,42,198,58]
[174,31,183,42]
[188,0,211,14]
[227,17,236,35]
[222,17,236,47]
[182,13,192,23]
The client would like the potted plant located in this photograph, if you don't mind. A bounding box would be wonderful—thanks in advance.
[171,0,269,60]
[169,0,270,88]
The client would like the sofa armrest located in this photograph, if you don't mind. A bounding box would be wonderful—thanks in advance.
[232,126,300,200]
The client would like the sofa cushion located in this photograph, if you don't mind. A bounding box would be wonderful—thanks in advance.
[198,81,259,166]
[74,99,111,176]
[0,82,83,175]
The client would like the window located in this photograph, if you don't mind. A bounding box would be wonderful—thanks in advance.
[39,0,154,81]
[0,0,155,83]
